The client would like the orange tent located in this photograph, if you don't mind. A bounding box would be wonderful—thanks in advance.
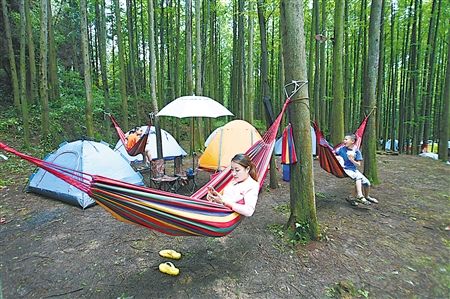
[198,120,262,171]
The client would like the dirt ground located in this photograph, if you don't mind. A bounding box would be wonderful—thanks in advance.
[0,153,449,298]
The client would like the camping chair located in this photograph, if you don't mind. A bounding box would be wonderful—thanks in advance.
[150,159,179,192]
[172,155,198,194]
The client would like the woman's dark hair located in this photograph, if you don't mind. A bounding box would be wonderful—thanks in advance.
[231,154,258,181]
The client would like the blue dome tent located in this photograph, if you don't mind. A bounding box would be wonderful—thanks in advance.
[27,140,144,209]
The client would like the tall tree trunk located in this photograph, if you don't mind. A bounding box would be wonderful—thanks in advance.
[195,0,204,152]
[2,0,20,111]
[113,0,129,129]
[19,0,30,147]
[257,0,278,189]
[39,0,49,138]
[25,0,37,103]
[331,0,345,145]
[312,0,320,123]
[47,0,59,100]
[148,0,163,159]
[126,0,140,122]
[185,0,194,155]
[319,0,326,129]
[281,0,319,241]
[376,0,385,146]
[237,0,245,119]
[98,0,111,142]
[80,0,94,137]
[438,23,450,161]
[246,0,255,123]
[421,0,441,148]
[362,0,382,184]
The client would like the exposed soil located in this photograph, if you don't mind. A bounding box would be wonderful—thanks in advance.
[0,154,449,298]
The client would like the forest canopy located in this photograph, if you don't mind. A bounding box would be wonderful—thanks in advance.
[0,0,448,161]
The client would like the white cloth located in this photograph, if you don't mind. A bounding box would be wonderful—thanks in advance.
[222,177,259,217]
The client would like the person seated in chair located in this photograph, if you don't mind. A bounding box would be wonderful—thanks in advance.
[206,154,259,216]
[335,134,378,206]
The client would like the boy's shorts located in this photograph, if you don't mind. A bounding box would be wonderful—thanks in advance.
[343,169,371,186]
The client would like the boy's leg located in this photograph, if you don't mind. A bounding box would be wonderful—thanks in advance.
[363,185,378,203]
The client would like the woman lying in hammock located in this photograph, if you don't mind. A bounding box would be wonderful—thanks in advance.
[206,154,259,216]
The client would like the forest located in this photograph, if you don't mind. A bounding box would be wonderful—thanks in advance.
[1,1,449,297]
[0,0,448,159]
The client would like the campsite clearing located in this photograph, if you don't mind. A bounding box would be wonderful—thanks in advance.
[0,154,449,298]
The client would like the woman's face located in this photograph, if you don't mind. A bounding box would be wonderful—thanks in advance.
[230,161,249,183]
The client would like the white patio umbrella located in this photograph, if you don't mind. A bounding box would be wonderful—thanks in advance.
[156,95,233,168]
[157,95,233,118]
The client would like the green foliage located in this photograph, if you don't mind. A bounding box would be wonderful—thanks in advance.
[289,221,311,246]
[325,280,369,298]
[273,203,290,215]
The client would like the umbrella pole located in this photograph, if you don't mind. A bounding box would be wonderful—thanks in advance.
[191,117,195,169]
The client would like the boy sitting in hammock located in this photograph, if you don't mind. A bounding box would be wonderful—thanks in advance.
[335,134,378,206]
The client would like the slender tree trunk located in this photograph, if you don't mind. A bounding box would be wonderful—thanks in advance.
[257,0,278,189]
[113,0,129,129]
[281,0,319,241]
[2,0,20,111]
[247,1,255,123]
[195,0,204,152]
[148,0,163,159]
[312,0,320,123]
[319,0,326,129]
[25,0,37,103]
[126,0,139,121]
[98,0,111,142]
[376,0,385,146]
[80,0,94,137]
[47,0,59,100]
[331,0,345,145]
[438,22,450,161]
[237,0,245,119]
[362,0,382,184]
[19,0,30,147]
[421,0,441,148]
[39,0,49,138]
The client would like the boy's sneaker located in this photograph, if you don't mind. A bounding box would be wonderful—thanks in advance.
[356,196,371,205]
[346,197,359,206]
[366,196,378,204]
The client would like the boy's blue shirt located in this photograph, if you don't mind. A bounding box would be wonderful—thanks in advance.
[336,146,363,171]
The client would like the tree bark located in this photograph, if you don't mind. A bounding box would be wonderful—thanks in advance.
[39,0,50,137]
[47,0,59,100]
[258,0,278,190]
[331,0,345,145]
[25,0,37,103]
[1,0,20,111]
[281,0,319,241]
[19,0,30,147]
[362,0,382,184]
[113,0,129,129]
[80,0,94,137]
[438,22,450,161]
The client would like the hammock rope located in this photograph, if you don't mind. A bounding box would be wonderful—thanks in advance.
[1,96,295,237]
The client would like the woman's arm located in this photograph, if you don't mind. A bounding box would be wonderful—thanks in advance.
[223,186,258,217]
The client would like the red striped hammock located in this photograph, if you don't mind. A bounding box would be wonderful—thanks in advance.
[0,100,291,237]
[108,114,150,156]
[312,115,370,178]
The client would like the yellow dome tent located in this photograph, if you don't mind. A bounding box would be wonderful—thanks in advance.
[198,120,262,171]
